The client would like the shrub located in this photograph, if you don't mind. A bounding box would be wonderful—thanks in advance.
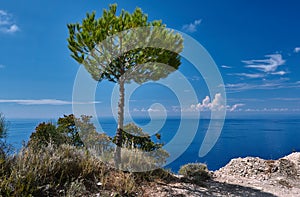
[28,114,85,148]
[28,122,64,148]
[75,115,114,158]
[113,123,163,152]
[0,113,11,175]
[57,114,84,147]
[179,163,211,183]
[0,113,7,139]
[28,114,114,156]
[0,114,6,160]
[112,123,169,170]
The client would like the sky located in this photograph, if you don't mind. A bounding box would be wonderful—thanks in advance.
[1,0,300,119]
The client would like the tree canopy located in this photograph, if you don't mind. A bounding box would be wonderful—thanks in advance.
[67,4,183,84]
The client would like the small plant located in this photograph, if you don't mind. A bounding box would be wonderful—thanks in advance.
[179,163,211,183]
[65,179,87,197]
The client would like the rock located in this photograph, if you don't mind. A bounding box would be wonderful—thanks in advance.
[144,153,300,197]
[213,152,300,197]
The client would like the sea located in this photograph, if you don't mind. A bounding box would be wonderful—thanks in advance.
[4,117,300,172]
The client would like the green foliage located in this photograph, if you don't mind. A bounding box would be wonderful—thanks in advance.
[28,114,115,162]
[113,123,169,170]
[0,113,9,161]
[179,163,211,183]
[29,122,62,148]
[0,113,7,139]
[67,4,183,84]
[57,114,84,147]
[113,123,162,152]
[75,115,114,158]
[28,114,84,148]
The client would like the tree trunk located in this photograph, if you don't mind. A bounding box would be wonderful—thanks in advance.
[114,78,125,167]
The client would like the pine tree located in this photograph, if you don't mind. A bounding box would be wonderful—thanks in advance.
[67,4,183,166]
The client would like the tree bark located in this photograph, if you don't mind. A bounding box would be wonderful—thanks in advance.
[114,78,125,167]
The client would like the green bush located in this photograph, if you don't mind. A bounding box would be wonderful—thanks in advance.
[28,114,115,157]
[114,123,162,151]
[0,115,6,160]
[75,115,114,158]
[57,114,84,147]
[28,122,63,148]
[0,113,7,139]
[28,114,85,148]
[0,113,10,173]
[113,123,169,168]
[179,163,211,182]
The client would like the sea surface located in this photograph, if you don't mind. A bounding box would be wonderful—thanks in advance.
[4,117,300,172]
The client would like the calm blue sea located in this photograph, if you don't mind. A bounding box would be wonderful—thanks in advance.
[4,117,300,172]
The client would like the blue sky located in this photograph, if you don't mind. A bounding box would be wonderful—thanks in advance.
[1,0,300,119]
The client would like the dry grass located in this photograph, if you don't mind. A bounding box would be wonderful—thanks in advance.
[0,143,172,196]
[0,144,131,196]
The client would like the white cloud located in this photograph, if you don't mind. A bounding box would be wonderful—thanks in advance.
[133,108,139,112]
[270,71,287,75]
[0,64,5,69]
[228,53,287,82]
[147,107,167,113]
[0,10,19,34]
[141,108,147,112]
[4,24,19,33]
[221,65,232,69]
[0,99,101,105]
[245,108,289,112]
[147,108,160,112]
[294,47,300,53]
[132,107,166,113]
[182,19,202,33]
[228,98,264,102]
[210,93,226,111]
[242,54,285,73]
[272,97,300,101]
[234,73,265,78]
[225,78,300,92]
[171,106,180,112]
[228,104,245,112]
[190,93,226,111]
[189,94,245,112]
